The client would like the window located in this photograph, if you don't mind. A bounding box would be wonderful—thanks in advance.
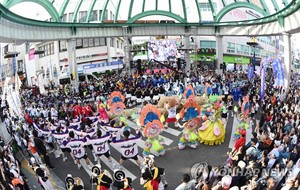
[59,41,67,52]
[110,38,114,47]
[62,14,67,22]
[99,10,102,20]
[89,39,94,47]
[104,10,108,20]
[99,10,108,20]
[100,38,106,46]
[236,44,242,54]
[242,45,249,55]
[37,43,55,58]
[94,38,100,46]
[117,40,119,48]
[83,39,88,48]
[199,3,217,12]
[90,10,98,21]
[227,42,235,53]
[38,47,44,58]
[200,40,216,48]
[250,47,255,56]
[69,12,74,21]
[76,39,83,48]
[255,48,260,56]
[79,11,87,23]
[45,45,48,56]
[50,43,54,54]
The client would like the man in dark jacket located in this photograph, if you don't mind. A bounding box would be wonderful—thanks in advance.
[32,130,55,169]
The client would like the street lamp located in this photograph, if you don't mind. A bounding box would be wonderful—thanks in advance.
[246,37,261,72]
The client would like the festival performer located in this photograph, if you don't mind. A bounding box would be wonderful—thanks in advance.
[164,97,179,128]
[90,164,113,190]
[198,84,226,145]
[233,95,250,141]
[178,101,201,149]
[97,100,109,124]
[140,155,168,190]
[28,157,54,190]
[62,131,93,170]
[65,174,85,190]
[112,129,142,169]
[51,125,70,162]
[138,104,165,156]
[87,130,115,167]
[113,170,133,190]
[229,129,247,157]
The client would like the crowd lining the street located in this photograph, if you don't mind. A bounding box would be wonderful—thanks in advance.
[0,64,299,190]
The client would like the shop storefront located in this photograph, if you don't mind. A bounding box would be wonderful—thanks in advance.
[191,48,217,69]
[223,55,250,71]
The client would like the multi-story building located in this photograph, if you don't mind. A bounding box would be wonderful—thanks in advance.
[195,0,284,71]
[1,0,125,86]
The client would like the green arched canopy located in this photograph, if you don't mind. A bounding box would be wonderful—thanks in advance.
[1,0,297,24]
[215,2,269,22]
[3,0,60,22]
[127,10,187,23]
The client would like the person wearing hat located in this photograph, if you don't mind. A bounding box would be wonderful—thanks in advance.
[141,155,167,190]
[230,130,246,156]
[28,157,54,190]
[90,165,113,190]
[267,140,281,159]
[212,175,232,190]
[245,138,260,159]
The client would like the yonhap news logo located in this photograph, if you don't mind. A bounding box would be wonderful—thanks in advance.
[191,162,293,179]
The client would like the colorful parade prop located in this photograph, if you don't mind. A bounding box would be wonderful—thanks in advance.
[139,104,165,156]
[198,93,226,145]
[178,99,201,149]
[108,91,126,115]
[183,84,196,102]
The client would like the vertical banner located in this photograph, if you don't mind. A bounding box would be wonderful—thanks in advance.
[12,57,16,75]
[260,58,266,99]
[67,39,78,91]
[248,65,254,80]
[272,58,284,87]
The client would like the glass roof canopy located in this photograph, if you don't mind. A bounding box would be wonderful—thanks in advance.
[0,0,294,24]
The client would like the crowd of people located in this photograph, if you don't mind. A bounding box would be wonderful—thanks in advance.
[0,62,299,190]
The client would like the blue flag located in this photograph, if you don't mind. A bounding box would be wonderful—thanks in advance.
[248,65,254,80]
[260,58,266,100]
[272,58,284,87]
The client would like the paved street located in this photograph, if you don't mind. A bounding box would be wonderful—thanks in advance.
[40,112,254,189]
[0,107,255,189]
